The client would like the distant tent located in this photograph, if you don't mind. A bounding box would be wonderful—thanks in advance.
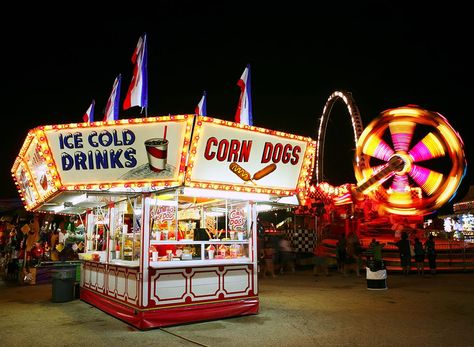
[0,198,23,214]
[453,185,474,214]
[0,197,30,222]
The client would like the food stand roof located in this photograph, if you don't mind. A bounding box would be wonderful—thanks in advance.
[12,115,316,214]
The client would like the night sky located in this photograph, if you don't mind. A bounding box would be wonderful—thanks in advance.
[2,2,472,214]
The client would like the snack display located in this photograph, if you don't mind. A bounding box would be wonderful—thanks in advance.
[205,228,224,240]
[206,244,216,259]
[218,244,227,258]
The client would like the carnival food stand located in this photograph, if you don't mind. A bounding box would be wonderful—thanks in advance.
[12,114,315,329]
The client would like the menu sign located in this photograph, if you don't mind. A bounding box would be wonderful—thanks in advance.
[23,137,56,197]
[186,119,314,193]
[44,117,192,185]
[13,161,39,208]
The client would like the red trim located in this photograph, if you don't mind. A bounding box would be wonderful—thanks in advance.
[81,288,259,330]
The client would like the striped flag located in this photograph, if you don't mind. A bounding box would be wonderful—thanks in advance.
[234,63,253,125]
[83,99,95,123]
[195,91,207,116]
[123,33,148,112]
[103,74,122,122]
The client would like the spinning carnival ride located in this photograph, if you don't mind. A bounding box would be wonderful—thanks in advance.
[311,91,466,217]
[353,105,466,216]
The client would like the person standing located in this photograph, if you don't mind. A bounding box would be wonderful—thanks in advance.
[261,235,276,278]
[368,238,385,271]
[424,234,437,275]
[279,236,295,274]
[335,234,347,274]
[346,232,362,277]
[392,231,411,275]
[413,237,425,276]
[313,244,329,276]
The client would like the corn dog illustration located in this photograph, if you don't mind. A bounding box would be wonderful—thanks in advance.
[229,162,253,182]
[252,163,277,180]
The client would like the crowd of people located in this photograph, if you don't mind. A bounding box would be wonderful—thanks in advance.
[312,231,364,277]
[0,214,84,283]
[389,231,437,276]
[335,232,363,276]
[258,234,296,278]
[2,211,440,283]
[311,230,438,278]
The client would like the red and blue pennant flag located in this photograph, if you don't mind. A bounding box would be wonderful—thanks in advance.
[195,91,207,116]
[234,63,253,126]
[104,74,122,121]
[123,33,148,112]
[83,99,95,123]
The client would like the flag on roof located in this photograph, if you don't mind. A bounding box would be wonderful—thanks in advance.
[104,74,122,122]
[195,91,207,116]
[123,33,148,112]
[234,63,253,126]
[83,99,95,123]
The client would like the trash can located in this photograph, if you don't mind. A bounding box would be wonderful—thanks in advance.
[366,267,388,290]
[51,265,76,302]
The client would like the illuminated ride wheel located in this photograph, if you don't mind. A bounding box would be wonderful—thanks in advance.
[353,105,466,216]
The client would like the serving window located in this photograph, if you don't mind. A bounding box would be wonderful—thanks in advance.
[146,191,254,267]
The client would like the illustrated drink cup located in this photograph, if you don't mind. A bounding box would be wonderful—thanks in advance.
[145,138,169,172]
[208,250,215,259]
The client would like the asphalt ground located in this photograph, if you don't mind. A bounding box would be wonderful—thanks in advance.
[1,269,473,347]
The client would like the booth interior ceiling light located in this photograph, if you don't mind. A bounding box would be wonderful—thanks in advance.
[51,205,65,214]
[271,195,299,206]
[69,193,88,205]
[256,204,273,212]
[148,197,178,207]
[35,191,145,214]
[204,211,225,217]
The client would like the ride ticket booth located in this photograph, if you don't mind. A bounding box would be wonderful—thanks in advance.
[12,114,315,329]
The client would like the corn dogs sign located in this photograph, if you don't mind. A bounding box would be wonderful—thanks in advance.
[186,117,316,195]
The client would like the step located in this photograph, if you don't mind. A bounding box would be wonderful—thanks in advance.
[385,265,474,272]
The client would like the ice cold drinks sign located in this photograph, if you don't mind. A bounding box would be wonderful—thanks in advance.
[44,120,190,185]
